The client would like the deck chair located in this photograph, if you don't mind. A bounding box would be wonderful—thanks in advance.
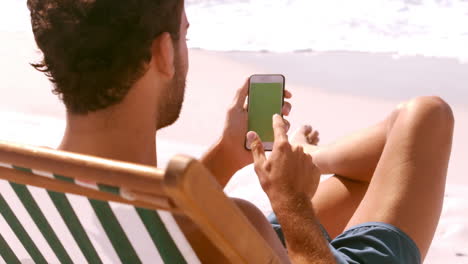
[0,140,282,263]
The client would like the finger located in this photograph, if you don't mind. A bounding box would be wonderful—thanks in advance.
[295,145,304,154]
[247,131,267,166]
[272,114,288,143]
[282,102,292,116]
[245,130,255,149]
[284,90,292,99]
[234,79,249,108]
[283,119,291,132]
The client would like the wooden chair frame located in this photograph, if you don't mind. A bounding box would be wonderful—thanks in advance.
[0,141,282,263]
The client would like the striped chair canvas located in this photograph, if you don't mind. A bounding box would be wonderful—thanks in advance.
[0,141,282,264]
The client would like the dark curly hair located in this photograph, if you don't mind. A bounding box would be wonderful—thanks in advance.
[27,0,185,114]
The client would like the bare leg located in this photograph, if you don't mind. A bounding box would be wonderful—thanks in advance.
[233,199,290,263]
[345,97,453,259]
[291,121,389,238]
[298,96,454,259]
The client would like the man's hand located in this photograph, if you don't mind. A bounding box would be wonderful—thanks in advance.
[201,80,291,187]
[248,114,320,202]
[249,115,335,264]
[220,80,292,171]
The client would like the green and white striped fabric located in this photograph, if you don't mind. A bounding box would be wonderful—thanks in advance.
[0,163,201,264]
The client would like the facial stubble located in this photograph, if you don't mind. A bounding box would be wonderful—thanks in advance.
[157,51,186,129]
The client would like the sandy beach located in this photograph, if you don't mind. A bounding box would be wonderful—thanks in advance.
[0,30,467,263]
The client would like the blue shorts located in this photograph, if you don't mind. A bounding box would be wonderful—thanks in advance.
[268,214,421,264]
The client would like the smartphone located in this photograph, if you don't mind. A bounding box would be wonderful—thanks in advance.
[246,74,285,151]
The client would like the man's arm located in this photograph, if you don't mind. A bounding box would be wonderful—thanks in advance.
[249,115,335,263]
[201,139,241,187]
[272,195,334,264]
[199,80,252,187]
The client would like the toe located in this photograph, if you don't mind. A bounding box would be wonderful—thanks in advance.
[307,130,320,145]
[310,136,320,145]
[291,125,312,144]
[301,125,313,135]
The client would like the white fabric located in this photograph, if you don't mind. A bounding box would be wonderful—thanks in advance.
[158,210,202,264]
[27,185,88,263]
[0,213,31,261]
[109,202,165,263]
[0,180,60,264]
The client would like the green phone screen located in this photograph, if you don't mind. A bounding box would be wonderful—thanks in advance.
[248,82,284,142]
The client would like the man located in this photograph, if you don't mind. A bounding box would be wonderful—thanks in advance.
[28,0,454,263]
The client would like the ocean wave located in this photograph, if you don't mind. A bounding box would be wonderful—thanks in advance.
[186,0,468,61]
[3,0,468,61]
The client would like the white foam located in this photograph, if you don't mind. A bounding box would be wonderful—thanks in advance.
[5,0,468,60]
[185,0,468,61]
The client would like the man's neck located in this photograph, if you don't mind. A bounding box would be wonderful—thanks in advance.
[58,84,160,167]
[59,116,158,166]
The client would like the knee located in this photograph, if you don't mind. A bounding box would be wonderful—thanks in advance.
[401,96,454,130]
[231,198,290,262]
[232,198,263,219]
[231,198,269,226]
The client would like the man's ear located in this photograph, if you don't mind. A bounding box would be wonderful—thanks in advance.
[151,33,175,79]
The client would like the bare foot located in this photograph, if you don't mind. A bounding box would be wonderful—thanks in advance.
[290,125,320,154]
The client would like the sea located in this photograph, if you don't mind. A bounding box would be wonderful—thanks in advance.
[3,0,468,61]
